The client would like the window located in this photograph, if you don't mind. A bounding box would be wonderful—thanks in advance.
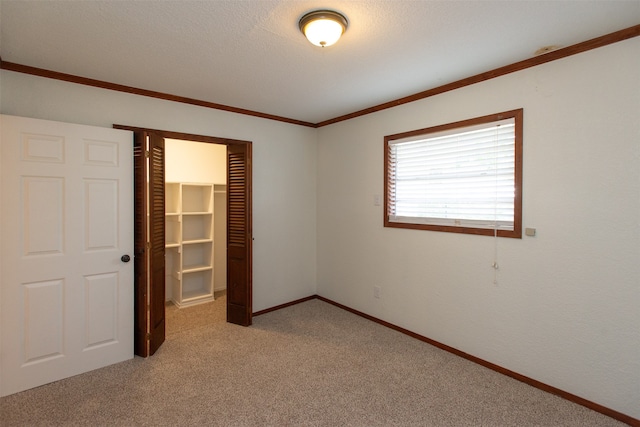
[384,109,523,238]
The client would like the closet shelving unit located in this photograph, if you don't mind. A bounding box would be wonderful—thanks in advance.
[165,182,215,308]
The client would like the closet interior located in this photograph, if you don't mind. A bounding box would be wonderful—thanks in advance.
[164,139,227,308]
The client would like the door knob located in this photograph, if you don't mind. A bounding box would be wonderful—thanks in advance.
[121,254,131,263]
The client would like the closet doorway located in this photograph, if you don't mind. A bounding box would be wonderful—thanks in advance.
[114,125,253,357]
[164,138,227,332]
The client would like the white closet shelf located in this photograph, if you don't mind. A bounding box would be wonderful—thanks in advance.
[182,211,212,216]
[182,238,213,244]
[183,264,213,273]
[165,182,215,308]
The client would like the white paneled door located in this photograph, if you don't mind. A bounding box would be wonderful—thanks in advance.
[0,115,134,396]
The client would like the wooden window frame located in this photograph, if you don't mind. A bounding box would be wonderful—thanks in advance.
[384,109,523,238]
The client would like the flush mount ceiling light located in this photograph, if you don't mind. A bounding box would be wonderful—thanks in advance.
[299,10,348,47]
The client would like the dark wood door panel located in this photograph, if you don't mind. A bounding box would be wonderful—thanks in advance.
[133,131,148,357]
[148,133,166,355]
[227,143,252,326]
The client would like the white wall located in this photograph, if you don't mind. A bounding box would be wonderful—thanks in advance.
[316,37,640,419]
[165,138,226,184]
[0,71,318,312]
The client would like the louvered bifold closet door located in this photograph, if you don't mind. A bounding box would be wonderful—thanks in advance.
[148,133,166,355]
[133,131,149,357]
[133,131,166,357]
[227,143,252,326]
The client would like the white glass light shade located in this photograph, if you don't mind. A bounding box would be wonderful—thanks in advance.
[303,19,343,47]
[299,10,348,47]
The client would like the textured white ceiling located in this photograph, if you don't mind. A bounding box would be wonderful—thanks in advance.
[1,1,639,124]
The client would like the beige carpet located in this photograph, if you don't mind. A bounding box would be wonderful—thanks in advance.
[0,296,626,426]
[165,290,227,337]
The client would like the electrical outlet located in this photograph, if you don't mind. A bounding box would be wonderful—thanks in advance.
[373,286,381,299]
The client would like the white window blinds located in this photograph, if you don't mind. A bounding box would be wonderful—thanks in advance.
[387,118,516,230]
